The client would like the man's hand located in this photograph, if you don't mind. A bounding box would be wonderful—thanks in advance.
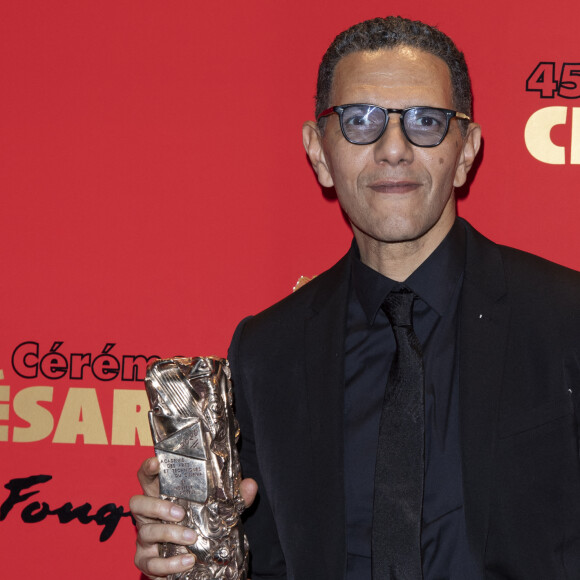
[130,456,258,580]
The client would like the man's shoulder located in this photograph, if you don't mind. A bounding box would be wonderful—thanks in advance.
[463,219,580,307]
[258,251,349,315]
[464,219,578,278]
[229,250,351,352]
[499,243,580,289]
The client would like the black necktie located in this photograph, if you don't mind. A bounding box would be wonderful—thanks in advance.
[372,287,425,579]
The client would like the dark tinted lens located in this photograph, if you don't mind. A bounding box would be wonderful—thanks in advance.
[341,105,386,144]
[404,107,449,146]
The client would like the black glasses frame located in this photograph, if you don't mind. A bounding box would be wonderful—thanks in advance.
[317,104,471,147]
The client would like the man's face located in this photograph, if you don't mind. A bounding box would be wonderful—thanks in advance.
[304,47,480,261]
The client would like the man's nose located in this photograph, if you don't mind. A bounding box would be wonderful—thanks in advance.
[372,115,414,165]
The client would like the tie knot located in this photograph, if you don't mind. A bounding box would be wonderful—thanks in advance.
[381,288,415,328]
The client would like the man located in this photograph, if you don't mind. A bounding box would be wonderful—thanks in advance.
[131,16,580,579]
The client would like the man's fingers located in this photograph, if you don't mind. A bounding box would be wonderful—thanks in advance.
[135,522,197,578]
[137,457,161,496]
[240,478,258,508]
[134,517,197,579]
[133,456,198,579]
[137,522,196,547]
[130,495,186,525]
[135,549,195,579]
[133,460,256,579]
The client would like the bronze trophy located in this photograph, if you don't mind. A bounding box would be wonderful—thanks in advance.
[145,356,249,580]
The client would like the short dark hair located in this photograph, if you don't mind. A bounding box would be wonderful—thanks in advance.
[315,16,472,127]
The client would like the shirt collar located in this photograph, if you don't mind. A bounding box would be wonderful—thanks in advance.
[351,219,466,325]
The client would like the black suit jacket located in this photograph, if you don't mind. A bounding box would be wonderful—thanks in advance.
[228,220,580,580]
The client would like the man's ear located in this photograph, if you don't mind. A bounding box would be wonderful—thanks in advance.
[454,122,482,188]
[302,121,335,188]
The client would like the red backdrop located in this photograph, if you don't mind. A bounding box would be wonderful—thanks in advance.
[1,1,579,577]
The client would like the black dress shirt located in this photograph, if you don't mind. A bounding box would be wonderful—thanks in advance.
[344,220,480,579]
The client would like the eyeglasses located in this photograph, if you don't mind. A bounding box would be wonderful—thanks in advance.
[317,104,471,147]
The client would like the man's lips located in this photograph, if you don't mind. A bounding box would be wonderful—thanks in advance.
[368,181,421,194]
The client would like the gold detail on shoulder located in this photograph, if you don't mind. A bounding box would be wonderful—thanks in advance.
[292,275,316,292]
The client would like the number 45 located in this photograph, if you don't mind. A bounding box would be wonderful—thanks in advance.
[526,62,580,98]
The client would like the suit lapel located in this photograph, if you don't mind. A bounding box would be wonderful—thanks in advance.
[304,252,351,575]
[459,222,510,566]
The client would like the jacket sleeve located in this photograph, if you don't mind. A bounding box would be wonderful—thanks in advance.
[228,317,288,579]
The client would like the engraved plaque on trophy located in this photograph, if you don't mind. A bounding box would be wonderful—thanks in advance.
[145,356,249,580]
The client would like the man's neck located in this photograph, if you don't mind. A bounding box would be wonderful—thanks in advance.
[354,217,456,282]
